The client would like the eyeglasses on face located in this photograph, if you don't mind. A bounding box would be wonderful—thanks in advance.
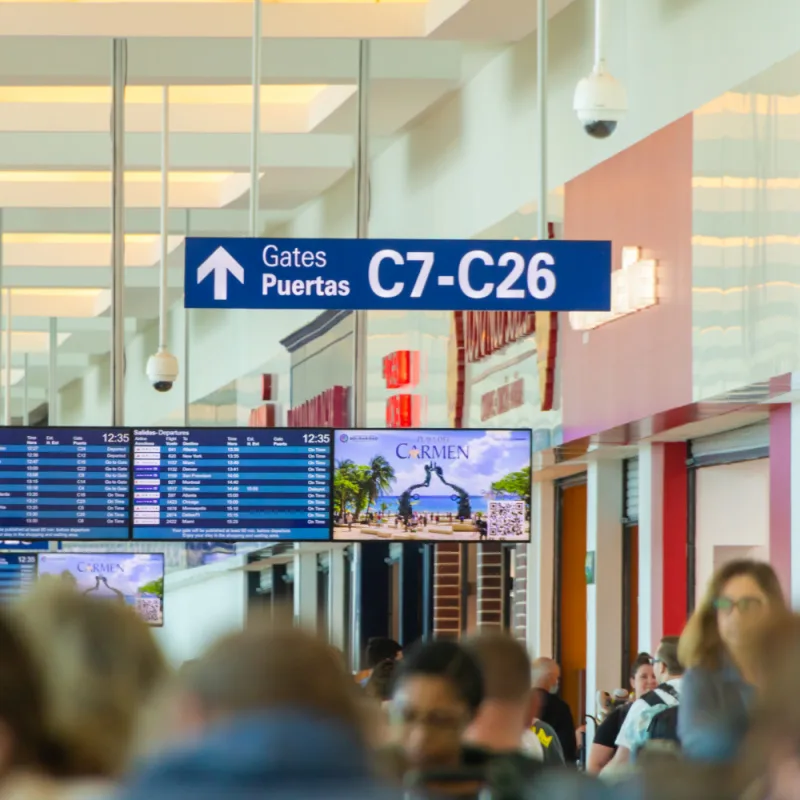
[713,596,764,614]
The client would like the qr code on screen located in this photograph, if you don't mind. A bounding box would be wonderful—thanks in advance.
[487,500,526,540]
[135,597,163,625]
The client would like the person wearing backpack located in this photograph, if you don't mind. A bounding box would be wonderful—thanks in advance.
[601,636,684,772]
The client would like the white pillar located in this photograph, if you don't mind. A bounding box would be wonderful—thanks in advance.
[328,547,347,649]
[48,318,58,424]
[586,459,623,726]
[293,545,318,632]
[638,443,664,650]
[526,479,555,657]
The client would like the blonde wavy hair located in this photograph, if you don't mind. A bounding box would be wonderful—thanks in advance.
[11,578,170,778]
[678,559,786,671]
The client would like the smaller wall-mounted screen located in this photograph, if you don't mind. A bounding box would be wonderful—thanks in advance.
[37,552,165,626]
[131,428,332,541]
[0,428,131,540]
[0,553,37,603]
[332,428,532,542]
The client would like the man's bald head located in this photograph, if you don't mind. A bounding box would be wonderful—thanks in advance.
[532,657,560,692]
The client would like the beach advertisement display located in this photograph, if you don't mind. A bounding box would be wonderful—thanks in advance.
[332,428,531,542]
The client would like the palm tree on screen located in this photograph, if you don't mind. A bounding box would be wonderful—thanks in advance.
[366,455,395,512]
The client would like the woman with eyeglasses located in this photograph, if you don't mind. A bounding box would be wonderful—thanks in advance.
[677,559,787,763]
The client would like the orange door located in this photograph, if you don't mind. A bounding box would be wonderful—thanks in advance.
[559,481,587,725]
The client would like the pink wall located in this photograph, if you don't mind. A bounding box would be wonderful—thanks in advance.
[770,404,791,598]
[561,116,694,441]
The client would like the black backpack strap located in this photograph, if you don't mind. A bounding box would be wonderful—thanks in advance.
[657,683,680,702]
[640,690,663,707]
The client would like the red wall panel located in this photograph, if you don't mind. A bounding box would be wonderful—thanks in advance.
[562,116,694,441]
[663,442,688,635]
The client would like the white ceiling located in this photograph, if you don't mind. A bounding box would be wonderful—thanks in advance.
[0,0,567,417]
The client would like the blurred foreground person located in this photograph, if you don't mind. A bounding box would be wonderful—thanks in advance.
[462,632,563,767]
[678,560,786,762]
[390,639,483,774]
[739,614,800,800]
[391,639,616,800]
[119,618,393,800]
[0,608,66,799]
[12,580,168,794]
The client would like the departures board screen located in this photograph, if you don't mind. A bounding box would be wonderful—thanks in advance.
[0,554,36,602]
[0,428,131,540]
[131,428,332,541]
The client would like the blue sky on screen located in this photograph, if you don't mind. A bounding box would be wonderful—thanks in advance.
[334,429,530,496]
[37,553,163,594]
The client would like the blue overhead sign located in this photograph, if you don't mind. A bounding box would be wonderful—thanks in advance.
[184,237,611,312]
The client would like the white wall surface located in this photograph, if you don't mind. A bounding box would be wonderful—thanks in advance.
[286,0,800,243]
[154,555,249,666]
[61,0,800,425]
[695,458,770,605]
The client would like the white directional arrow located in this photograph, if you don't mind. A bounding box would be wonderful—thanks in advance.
[196,246,245,301]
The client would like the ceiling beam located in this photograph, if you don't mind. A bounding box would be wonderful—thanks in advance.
[0,132,354,171]
[0,266,185,290]
[0,3,429,40]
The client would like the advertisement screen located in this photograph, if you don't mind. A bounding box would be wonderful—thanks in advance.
[36,552,165,626]
[333,428,532,542]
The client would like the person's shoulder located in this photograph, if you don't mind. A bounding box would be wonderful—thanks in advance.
[624,697,648,717]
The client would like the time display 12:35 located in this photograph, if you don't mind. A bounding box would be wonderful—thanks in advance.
[303,433,331,444]
[102,433,131,443]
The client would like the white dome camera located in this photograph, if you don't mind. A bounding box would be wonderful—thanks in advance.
[146,349,179,393]
[573,63,628,139]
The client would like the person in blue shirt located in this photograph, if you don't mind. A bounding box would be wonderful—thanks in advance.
[677,559,787,763]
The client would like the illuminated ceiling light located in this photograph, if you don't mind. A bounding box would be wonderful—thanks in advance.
[0,0,427,6]
[3,233,162,245]
[569,246,658,331]
[693,176,800,190]
[0,171,233,184]
[0,85,333,104]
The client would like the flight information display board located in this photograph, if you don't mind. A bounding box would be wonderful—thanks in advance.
[0,428,131,540]
[0,554,36,602]
[131,428,332,540]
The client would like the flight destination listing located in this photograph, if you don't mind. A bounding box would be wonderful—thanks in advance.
[0,554,36,602]
[0,428,131,540]
[131,428,332,540]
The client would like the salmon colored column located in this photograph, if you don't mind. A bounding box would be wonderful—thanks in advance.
[770,404,792,599]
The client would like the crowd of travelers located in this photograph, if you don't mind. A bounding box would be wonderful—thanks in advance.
[0,558,798,799]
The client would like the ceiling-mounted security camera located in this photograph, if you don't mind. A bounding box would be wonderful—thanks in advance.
[146,348,179,393]
[574,0,628,139]
[574,64,628,139]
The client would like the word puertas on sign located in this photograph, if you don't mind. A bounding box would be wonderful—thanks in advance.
[184,238,612,312]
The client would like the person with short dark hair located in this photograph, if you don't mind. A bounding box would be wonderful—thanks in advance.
[389,639,483,772]
[366,659,396,703]
[360,637,402,687]
[367,637,403,669]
